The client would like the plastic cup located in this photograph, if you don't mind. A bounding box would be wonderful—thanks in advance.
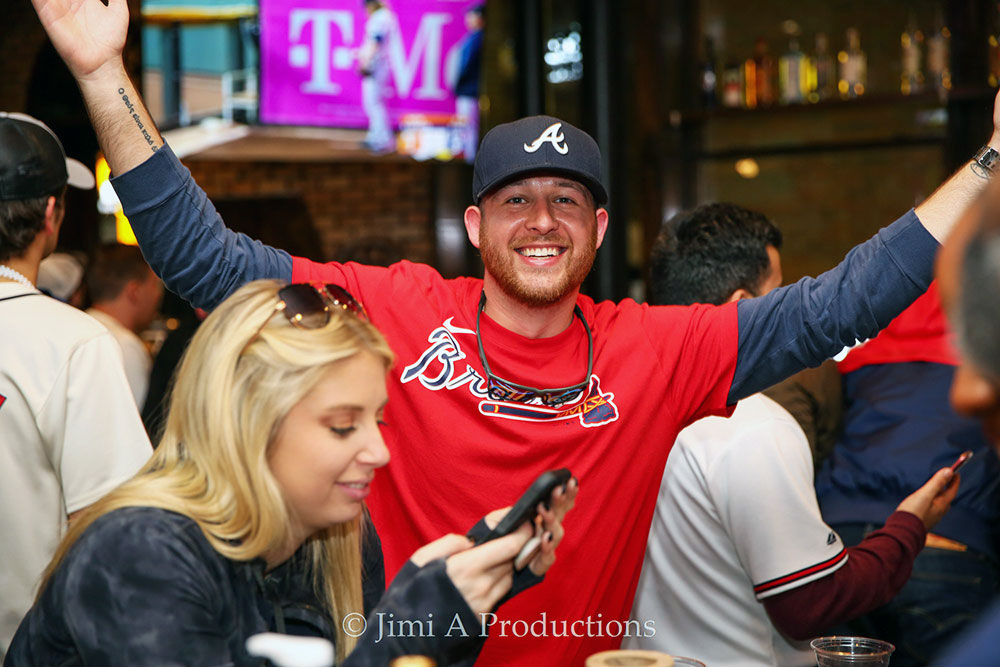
[811,636,895,666]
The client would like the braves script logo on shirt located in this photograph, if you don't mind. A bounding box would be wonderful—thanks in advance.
[0,393,5,410]
[400,318,618,428]
[523,123,569,155]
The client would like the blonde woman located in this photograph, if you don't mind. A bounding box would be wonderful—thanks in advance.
[5,281,575,666]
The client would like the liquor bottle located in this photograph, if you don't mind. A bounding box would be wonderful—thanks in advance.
[742,52,758,109]
[721,60,743,108]
[990,3,1000,87]
[809,32,836,103]
[838,27,867,99]
[699,36,719,109]
[779,33,808,104]
[752,37,777,107]
[901,14,925,95]
[926,8,951,97]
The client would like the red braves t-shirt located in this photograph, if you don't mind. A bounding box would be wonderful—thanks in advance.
[293,258,738,665]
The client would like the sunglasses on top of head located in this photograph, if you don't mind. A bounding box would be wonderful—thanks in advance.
[249,283,368,345]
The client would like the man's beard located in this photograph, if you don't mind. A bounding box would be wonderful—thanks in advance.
[479,224,597,307]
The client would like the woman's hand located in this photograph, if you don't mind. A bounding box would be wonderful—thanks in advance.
[525,476,577,576]
[405,528,528,616]
[482,476,577,576]
[407,478,579,615]
[443,526,534,615]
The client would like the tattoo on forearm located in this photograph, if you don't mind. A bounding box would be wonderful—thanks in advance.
[118,88,159,153]
[971,161,991,180]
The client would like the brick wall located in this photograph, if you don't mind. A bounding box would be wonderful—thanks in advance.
[184,158,438,265]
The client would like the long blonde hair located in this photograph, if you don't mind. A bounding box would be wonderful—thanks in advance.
[42,280,393,661]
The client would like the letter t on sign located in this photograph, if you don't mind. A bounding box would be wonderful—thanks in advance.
[288,10,355,95]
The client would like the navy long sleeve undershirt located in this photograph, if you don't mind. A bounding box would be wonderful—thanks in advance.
[113,145,939,400]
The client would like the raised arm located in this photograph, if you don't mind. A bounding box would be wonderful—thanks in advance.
[730,209,937,401]
[31,0,162,174]
[32,0,292,310]
[916,88,1000,242]
[729,91,1000,402]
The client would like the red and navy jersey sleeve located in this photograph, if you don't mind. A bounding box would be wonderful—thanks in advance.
[763,511,926,639]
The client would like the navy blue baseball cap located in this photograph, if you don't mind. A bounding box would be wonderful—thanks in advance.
[472,115,608,206]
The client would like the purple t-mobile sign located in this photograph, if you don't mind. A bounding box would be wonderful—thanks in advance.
[260,0,471,128]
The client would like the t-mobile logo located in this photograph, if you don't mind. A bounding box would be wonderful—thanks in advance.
[287,10,453,100]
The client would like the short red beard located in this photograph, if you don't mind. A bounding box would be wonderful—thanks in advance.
[479,222,597,306]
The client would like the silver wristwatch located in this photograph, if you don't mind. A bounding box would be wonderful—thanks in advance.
[973,145,1000,176]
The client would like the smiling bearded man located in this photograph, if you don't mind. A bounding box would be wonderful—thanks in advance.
[475,175,602,307]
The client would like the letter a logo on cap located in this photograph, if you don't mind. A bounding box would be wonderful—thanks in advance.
[523,122,569,155]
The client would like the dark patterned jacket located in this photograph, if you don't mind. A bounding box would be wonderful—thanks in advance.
[4,507,490,666]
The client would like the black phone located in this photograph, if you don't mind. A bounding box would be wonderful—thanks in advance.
[949,450,974,474]
[473,468,572,545]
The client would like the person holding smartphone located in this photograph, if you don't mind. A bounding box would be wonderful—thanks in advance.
[4,281,576,667]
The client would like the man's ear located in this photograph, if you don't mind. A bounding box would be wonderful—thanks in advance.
[42,196,59,235]
[594,208,610,249]
[123,278,146,305]
[464,205,483,249]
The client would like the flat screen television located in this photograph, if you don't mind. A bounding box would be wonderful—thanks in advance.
[260,0,484,161]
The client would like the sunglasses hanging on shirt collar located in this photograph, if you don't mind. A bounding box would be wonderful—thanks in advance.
[475,291,593,407]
